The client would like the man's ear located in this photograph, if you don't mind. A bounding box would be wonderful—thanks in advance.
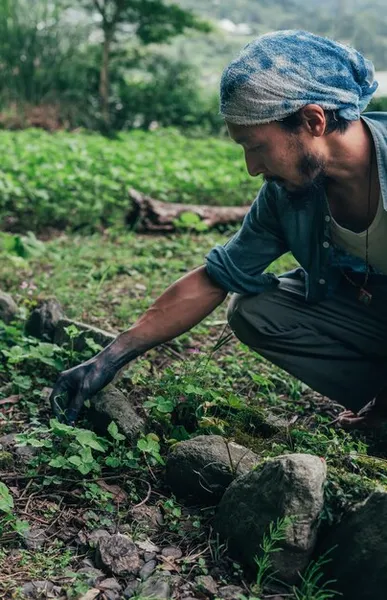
[300,104,326,137]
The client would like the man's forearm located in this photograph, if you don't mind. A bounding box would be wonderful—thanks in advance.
[97,266,227,371]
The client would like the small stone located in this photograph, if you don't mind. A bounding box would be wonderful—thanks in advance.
[218,585,246,599]
[76,567,105,586]
[138,575,171,599]
[136,539,160,553]
[161,546,182,560]
[25,299,64,342]
[98,578,122,592]
[96,533,140,576]
[194,575,218,596]
[0,291,18,324]
[131,506,163,531]
[89,385,145,443]
[122,581,139,599]
[21,580,54,596]
[88,529,110,547]
[15,445,37,463]
[140,559,157,580]
[22,527,46,550]
[144,551,157,562]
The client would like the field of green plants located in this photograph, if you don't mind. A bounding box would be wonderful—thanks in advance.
[1,129,387,599]
[0,129,260,233]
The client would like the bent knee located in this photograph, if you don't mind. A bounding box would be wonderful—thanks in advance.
[227,292,264,346]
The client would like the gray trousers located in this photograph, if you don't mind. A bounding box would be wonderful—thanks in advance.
[227,277,387,412]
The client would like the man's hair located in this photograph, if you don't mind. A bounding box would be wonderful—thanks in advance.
[279,109,351,134]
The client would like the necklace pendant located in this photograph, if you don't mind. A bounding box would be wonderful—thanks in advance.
[358,288,372,305]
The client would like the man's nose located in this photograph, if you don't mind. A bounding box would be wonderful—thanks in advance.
[244,150,263,177]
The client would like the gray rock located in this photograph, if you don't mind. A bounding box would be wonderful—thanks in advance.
[166,435,260,504]
[138,575,171,599]
[88,529,110,547]
[161,546,182,560]
[218,585,245,599]
[54,317,116,352]
[194,575,218,596]
[98,578,122,592]
[89,385,145,442]
[144,551,157,562]
[15,444,38,463]
[0,291,18,324]
[22,527,46,550]
[319,490,387,600]
[139,559,157,580]
[215,453,326,583]
[122,581,139,599]
[21,580,54,597]
[96,533,140,576]
[0,433,16,449]
[25,299,64,342]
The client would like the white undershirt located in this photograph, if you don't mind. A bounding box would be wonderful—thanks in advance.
[330,194,387,274]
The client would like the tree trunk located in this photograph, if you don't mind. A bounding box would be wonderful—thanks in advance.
[127,188,250,232]
[100,27,113,130]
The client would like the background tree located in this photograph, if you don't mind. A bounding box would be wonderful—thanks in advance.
[79,0,210,130]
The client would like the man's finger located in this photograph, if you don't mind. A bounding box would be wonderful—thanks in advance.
[50,381,70,421]
[64,390,85,425]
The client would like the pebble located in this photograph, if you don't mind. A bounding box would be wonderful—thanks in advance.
[161,546,183,560]
[194,575,218,596]
[218,584,246,599]
[139,575,171,599]
[122,581,139,599]
[98,578,122,592]
[139,559,157,580]
[22,527,46,551]
[88,529,110,546]
[21,581,54,596]
[143,551,157,562]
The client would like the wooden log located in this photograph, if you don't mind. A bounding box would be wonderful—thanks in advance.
[127,188,250,232]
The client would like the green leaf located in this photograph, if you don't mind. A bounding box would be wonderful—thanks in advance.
[0,482,14,513]
[75,430,106,452]
[48,455,68,469]
[107,421,125,442]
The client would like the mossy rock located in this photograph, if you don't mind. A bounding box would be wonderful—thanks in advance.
[0,451,13,469]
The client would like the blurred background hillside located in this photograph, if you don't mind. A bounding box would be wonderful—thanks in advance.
[0,0,386,135]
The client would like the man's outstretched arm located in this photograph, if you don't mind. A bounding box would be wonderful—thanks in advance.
[50,266,228,423]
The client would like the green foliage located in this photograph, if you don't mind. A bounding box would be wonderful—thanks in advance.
[252,516,293,596]
[0,128,257,232]
[292,552,342,600]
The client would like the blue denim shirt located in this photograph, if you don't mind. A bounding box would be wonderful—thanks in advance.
[205,112,387,304]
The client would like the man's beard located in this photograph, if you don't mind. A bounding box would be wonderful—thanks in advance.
[265,151,327,210]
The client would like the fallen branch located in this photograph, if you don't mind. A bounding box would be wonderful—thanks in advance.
[127,188,250,232]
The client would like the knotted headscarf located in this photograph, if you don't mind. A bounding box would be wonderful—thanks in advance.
[220,30,378,125]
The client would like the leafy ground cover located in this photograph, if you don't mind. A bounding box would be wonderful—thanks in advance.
[2,228,387,598]
[0,128,261,233]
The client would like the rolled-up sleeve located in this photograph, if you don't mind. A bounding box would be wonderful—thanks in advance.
[205,183,288,294]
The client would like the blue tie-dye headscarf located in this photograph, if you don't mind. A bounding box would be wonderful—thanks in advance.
[220,30,378,125]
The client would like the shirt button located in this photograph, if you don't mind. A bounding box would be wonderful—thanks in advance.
[319,278,326,285]
[323,241,330,249]
[325,215,331,222]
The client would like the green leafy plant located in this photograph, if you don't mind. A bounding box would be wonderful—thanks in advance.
[292,551,342,600]
[252,516,294,596]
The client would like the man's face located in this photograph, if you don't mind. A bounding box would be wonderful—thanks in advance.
[227,120,327,193]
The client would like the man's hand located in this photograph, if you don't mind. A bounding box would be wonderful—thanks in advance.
[50,357,116,424]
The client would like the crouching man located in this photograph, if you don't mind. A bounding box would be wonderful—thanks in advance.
[51,30,387,429]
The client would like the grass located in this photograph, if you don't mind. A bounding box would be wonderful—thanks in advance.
[0,127,262,232]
